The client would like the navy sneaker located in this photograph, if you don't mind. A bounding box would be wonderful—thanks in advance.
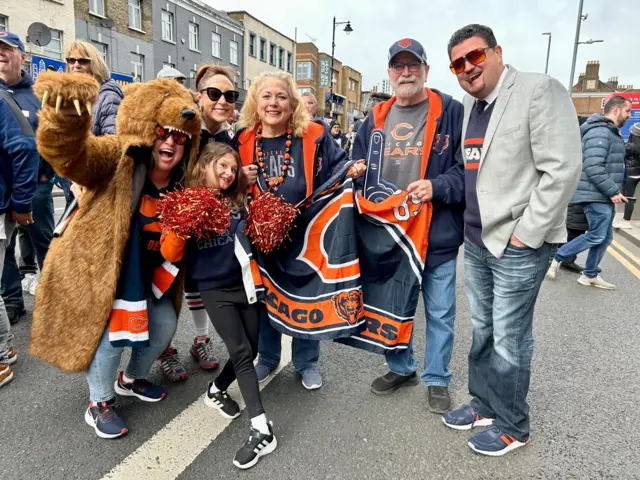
[114,372,167,402]
[255,363,275,383]
[468,424,529,456]
[442,404,495,431]
[84,398,128,439]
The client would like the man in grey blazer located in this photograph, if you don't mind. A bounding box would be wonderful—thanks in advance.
[441,24,581,456]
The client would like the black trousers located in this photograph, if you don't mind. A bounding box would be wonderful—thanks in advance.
[200,284,264,418]
[560,228,583,265]
[622,176,640,221]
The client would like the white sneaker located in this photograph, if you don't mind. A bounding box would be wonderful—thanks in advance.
[28,276,39,296]
[577,274,616,290]
[546,259,560,279]
[613,220,633,230]
[21,274,37,294]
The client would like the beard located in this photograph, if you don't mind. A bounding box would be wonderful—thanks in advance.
[391,75,424,97]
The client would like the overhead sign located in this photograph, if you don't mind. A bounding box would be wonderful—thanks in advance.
[319,57,331,89]
[30,55,134,86]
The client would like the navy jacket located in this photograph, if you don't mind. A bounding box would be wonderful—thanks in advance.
[91,78,124,136]
[571,114,625,204]
[0,91,39,214]
[353,89,465,268]
[0,71,54,180]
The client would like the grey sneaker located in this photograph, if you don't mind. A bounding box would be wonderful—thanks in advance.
[427,386,451,414]
[578,274,616,290]
[255,363,275,383]
[301,368,322,390]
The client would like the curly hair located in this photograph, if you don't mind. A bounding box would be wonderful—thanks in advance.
[239,71,310,137]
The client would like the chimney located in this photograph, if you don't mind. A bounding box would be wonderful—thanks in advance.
[607,76,618,90]
[585,60,600,79]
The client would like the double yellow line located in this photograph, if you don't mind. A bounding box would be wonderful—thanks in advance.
[608,240,640,280]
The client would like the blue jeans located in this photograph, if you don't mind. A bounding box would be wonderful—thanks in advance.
[464,239,554,442]
[1,181,55,309]
[386,258,457,387]
[86,294,177,402]
[0,216,16,363]
[555,202,614,279]
[257,306,320,373]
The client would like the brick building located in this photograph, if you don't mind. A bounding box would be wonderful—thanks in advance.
[571,60,639,116]
[75,0,154,80]
[294,41,362,131]
[1,0,76,62]
[227,11,294,92]
[153,0,245,101]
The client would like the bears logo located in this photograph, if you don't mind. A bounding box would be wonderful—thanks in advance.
[331,289,364,325]
[398,39,412,48]
[432,133,450,154]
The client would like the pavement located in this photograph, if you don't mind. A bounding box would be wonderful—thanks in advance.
[2,198,640,479]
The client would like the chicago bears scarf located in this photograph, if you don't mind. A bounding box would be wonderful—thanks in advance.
[108,210,180,348]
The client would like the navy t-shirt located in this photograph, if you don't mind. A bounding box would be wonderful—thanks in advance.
[464,101,495,248]
[261,134,306,204]
[186,210,244,291]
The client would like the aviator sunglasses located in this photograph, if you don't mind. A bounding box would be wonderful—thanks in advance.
[66,57,91,66]
[155,126,189,146]
[199,87,240,104]
[449,47,492,74]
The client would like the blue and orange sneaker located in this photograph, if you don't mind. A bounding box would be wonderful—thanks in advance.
[468,424,529,456]
[114,371,167,402]
[84,398,128,439]
[442,404,494,431]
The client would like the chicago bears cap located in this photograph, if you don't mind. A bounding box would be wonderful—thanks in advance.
[388,38,427,65]
[0,31,25,52]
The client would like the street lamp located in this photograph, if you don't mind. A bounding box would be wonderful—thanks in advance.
[329,17,353,119]
[542,32,552,75]
[568,0,604,91]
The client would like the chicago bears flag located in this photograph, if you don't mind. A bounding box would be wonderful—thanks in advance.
[244,130,432,355]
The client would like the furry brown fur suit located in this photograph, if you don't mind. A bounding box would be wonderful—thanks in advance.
[30,72,201,373]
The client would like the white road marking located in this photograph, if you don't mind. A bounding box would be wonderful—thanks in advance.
[55,207,65,212]
[102,337,293,480]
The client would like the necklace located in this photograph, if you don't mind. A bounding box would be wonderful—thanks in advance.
[255,124,293,189]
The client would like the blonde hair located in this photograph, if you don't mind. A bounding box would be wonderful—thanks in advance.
[187,142,247,210]
[64,41,110,84]
[239,71,310,137]
[195,64,235,91]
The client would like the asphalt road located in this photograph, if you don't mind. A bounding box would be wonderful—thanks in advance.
[2,197,640,479]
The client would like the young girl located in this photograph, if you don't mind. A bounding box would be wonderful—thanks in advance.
[186,142,277,469]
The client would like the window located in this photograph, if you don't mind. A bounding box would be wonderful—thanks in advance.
[128,0,142,30]
[131,53,144,82]
[89,0,105,16]
[297,61,313,81]
[259,38,266,62]
[349,79,358,91]
[249,33,256,57]
[278,47,284,69]
[286,51,292,73]
[230,40,239,65]
[189,22,199,51]
[43,29,63,60]
[269,43,276,65]
[0,15,7,32]
[91,41,108,66]
[212,32,221,58]
[299,87,314,95]
[161,11,174,42]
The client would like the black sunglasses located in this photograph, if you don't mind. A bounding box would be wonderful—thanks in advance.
[66,57,91,66]
[199,87,239,104]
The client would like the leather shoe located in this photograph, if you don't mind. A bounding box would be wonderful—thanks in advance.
[7,306,26,325]
[560,261,583,274]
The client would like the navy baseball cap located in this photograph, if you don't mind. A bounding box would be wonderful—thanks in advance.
[0,32,25,52]
[388,38,427,65]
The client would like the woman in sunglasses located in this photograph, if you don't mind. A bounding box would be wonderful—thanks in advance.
[64,41,123,137]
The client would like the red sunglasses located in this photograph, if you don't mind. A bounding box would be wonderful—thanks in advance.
[449,47,492,74]
[155,126,189,145]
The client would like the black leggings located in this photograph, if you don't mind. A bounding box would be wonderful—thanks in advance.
[200,285,264,418]
[622,176,640,220]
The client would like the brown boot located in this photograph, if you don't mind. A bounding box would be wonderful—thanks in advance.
[0,363,14,388]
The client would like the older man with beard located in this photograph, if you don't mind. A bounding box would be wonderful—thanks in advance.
[353,38,465,413]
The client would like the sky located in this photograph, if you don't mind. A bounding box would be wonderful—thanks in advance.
[209,0,636,101]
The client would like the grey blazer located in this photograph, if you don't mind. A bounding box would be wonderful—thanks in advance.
[461,66,582,258]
